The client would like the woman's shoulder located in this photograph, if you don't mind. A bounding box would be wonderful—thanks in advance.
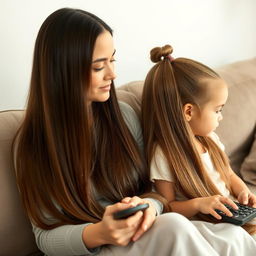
[118,101,141,131]
[118,101,137,118]
[118,101,143,149]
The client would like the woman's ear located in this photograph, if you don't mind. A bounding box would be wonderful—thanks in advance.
[183,103,193,122]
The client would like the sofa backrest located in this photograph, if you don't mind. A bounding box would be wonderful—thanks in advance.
[1,58,255,255]
[0,110,40,256]
[215,58,256,172]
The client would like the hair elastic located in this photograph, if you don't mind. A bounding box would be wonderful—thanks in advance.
[165,55,175,62]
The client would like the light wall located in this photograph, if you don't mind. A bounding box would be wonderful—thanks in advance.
[1,0,256,110]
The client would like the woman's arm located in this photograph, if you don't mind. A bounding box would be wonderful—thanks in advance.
[33,202,144,256]
[33,223,98,256]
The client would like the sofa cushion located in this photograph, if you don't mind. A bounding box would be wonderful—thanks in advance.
[215,58,256,173]
[116,81,144,118]
[0,110,40,256]
[240,132,256,186]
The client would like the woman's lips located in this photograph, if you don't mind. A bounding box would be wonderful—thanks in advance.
[100,84,111,91]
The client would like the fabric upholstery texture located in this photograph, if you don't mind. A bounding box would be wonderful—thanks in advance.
[215,58,256,173]
[1,57,256,255]
[241,132,256,186]
[0,111,40,256]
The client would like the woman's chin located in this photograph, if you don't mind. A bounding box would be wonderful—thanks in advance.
[98,92,111,102]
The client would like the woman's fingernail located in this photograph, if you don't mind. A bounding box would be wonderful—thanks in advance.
[144,225,148,231]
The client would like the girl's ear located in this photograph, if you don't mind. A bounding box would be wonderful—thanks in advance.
[183,103,194,122]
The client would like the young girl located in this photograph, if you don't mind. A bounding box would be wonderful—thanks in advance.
[142,44,256,237]
[14,9,256,256]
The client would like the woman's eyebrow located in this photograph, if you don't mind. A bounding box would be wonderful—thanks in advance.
[92,49,116,63]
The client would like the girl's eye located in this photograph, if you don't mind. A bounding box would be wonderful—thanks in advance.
[216,109,222,114]
[110,58,116,63]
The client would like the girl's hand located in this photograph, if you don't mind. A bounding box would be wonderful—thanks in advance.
[121,196,157,241]
[196,195,238,220]
[237,190,256,208]
[99,202,144,246]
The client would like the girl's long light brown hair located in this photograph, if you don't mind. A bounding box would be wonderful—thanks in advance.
[142,44,255,234]
[13,8,162,230]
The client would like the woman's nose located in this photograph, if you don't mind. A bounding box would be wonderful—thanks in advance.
[105,64,116,81]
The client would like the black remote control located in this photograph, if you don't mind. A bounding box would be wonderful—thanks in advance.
[216,201,256,225]
[113,203,149,220]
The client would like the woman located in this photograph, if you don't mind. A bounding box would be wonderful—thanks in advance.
[14,8,256,256]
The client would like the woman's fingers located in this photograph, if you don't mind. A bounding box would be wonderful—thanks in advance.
[131,201,156,241]
[120,210,143,229]
[105,202,135,216]
[125,196,143,206]
[105,197,156,243]
[114,211,144,245]
[101,203,144,245]
[121,197,132,204]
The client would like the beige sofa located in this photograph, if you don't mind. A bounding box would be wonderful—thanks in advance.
[1,58,256,256]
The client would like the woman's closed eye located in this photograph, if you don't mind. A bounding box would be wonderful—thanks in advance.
[93,59,116,72]
[93,66,104,72]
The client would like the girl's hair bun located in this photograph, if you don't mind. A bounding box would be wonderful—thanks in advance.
[150,45,173,63]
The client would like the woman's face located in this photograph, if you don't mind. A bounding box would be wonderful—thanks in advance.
[88,30,116,103]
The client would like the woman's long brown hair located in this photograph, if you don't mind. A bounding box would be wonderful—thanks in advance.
[13,8,159,230]
[142,45,256,234]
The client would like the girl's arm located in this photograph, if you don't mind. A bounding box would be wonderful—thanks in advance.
[154,180,237,219]
[154,180,199,218]
[228,167,256,207]
[210,132,256,207]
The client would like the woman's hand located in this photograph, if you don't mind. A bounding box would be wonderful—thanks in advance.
[98,202,144,246]
[196,195,238,219]
[237,190,256,207]
[121,196,157,241]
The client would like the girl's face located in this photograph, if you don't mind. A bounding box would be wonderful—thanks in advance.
[188,78,228,136]
[87,30,116,103]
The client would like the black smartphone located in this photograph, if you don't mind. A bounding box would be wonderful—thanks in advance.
[113,203,149,220]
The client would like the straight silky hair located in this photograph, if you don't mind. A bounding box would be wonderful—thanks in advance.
[14,8,156,230]
[142,45,255,234]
